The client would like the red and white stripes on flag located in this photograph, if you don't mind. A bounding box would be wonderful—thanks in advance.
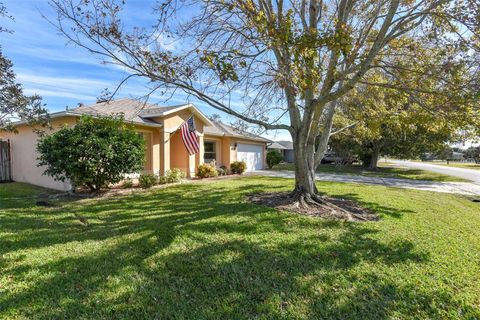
[180,115,199,155]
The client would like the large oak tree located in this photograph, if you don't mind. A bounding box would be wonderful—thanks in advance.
[330,41,479,169]
[50,0,478,208]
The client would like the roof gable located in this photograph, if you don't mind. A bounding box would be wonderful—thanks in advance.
[139,103,214,127]
[71,99,213,127]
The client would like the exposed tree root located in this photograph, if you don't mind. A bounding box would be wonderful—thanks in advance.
[247,191,378,222]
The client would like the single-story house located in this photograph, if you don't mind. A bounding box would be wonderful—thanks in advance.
[0,99,270,190]
[451,151,464,161]
[268,140,294,163]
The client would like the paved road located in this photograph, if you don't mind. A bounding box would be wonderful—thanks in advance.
[249,170,480,196]
[387,159,480,185]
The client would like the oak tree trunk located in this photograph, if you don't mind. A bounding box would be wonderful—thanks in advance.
[368,148,380,170]
[290,134,324,206]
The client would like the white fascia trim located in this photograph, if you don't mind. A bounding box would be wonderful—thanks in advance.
[6,110,74,127]
[203,132,225,137]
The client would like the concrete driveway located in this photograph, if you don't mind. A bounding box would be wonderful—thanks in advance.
[249,170,480,196]
[387,159,480,185]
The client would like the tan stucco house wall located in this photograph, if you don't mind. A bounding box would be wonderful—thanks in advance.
[0,100,269,191]
[0,117,78,190]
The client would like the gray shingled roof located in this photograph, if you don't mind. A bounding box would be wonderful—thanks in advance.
[277,140,293,149]
[71,98,164,126]
[139,104,190,117]
[204,120,271,143]
[268,142,288,150]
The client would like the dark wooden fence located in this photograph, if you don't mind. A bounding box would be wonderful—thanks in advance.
[0,139,12,182]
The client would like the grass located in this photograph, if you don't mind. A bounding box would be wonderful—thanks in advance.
[1,179,480,319]
[409,159,480,170]
[425,161,480,171]
[271,162,469,182]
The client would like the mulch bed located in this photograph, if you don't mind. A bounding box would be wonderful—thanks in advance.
[247,192,379,222]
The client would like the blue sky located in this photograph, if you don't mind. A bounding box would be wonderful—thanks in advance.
[0,0,291,140]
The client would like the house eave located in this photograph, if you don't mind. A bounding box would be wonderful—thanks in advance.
[6,111,163,129]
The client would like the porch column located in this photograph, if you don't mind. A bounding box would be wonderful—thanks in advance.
[160,131,170,175]
[188,152,196,178]
[198,134,204,165]
[152,129,161,175]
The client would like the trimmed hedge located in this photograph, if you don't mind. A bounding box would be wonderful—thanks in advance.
[197,164,218,179]
[230,161,247,174]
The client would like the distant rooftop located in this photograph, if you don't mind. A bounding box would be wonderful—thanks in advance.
[277,140,293,149]
[268,142,288,150]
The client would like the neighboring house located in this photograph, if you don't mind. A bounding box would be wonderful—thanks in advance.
[268,140,294,163]
[0,99,269,190]
[451,151,464,161]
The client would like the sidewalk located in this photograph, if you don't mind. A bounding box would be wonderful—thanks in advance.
[248,170,480,196]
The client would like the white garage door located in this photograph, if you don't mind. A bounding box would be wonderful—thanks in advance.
[237,144,264,171]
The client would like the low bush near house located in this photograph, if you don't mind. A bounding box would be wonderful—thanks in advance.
[230,161,247,174]
[158,169,186,184]
[123,178,134,188]
[37,115,145,191]
[220,165,229,172]
[165,168,187,183]
[197,164,218,178]
[266,150,283,168]
[138,173,157,189]
[158,175,168,185]
[217,167,227,176]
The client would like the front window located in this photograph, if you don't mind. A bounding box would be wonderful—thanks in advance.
[204,141,217,164]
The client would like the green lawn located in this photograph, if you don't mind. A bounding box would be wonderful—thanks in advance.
[271,162,469,182]
[409,160,480,170]
[1,179,479,319]
[431,162,480,170]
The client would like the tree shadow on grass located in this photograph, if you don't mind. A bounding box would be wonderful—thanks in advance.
[2,227,432,319]
[0,180,474,319]
[326,192,416,219]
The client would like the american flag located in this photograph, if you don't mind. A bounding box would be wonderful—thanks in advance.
[180,115,199,155]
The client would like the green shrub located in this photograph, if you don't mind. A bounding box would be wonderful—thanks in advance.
[157,168,186,184]
[138,173,157,189]
[231,161,247,174]
[217,167,226,176]
[158,175,168,185]
[266,150,283,168]
[37,115,145,191]
[219,165,230,175]
[197,163,218,178]
[165,168,186,183]
[123,178,134,188]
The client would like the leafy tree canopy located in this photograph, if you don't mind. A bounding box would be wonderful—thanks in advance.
[329,41,479,169]
[464,146,480,164]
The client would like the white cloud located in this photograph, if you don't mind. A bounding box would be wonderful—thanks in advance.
[22,88,95,101]
[17,73,109,89]
[154,32,179,52]
[16,72,109,103]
